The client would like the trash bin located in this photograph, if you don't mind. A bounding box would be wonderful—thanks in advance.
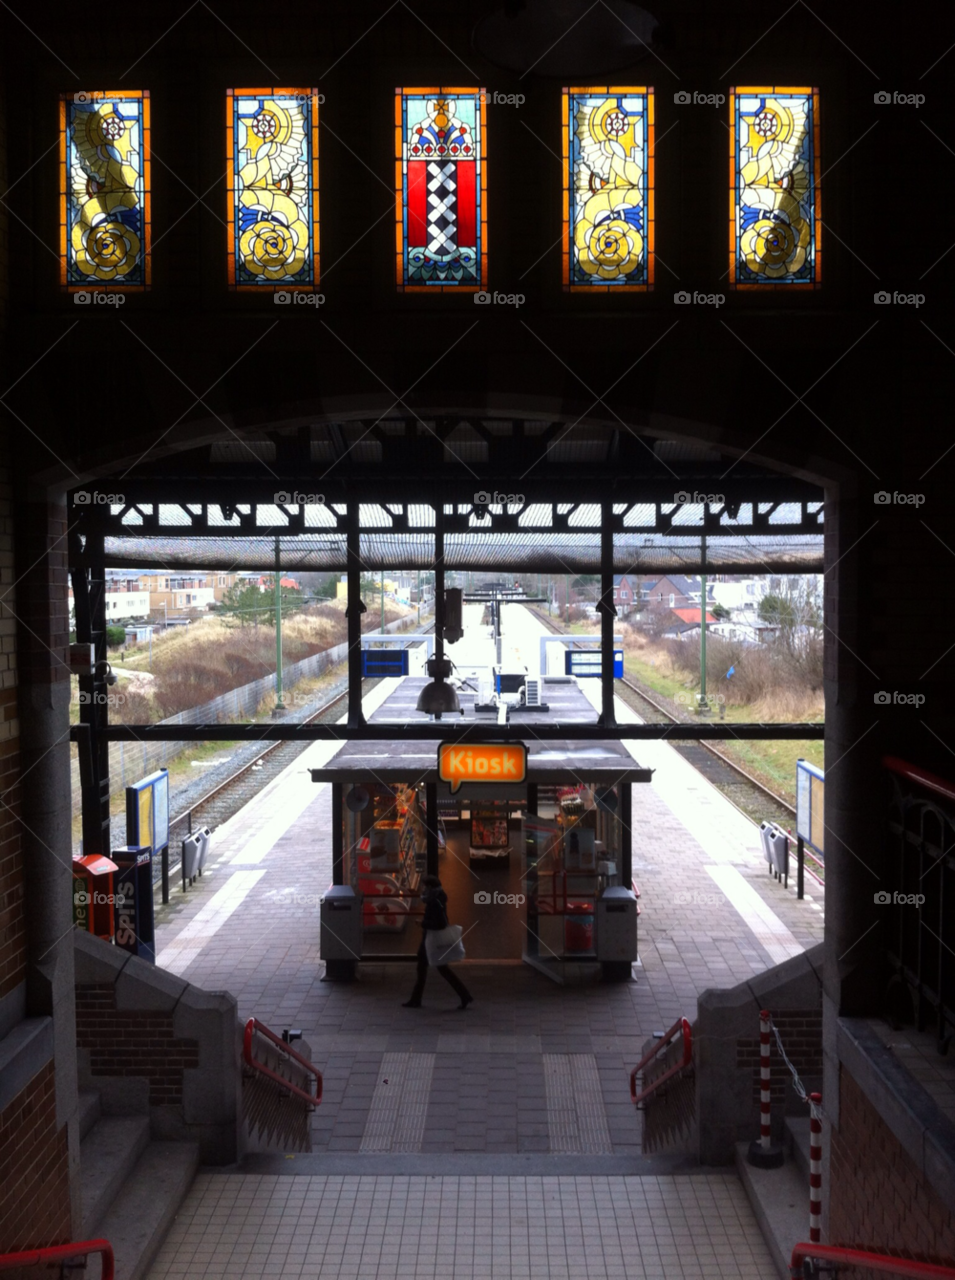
[595,886,637,981]
[112,845,155,963]
[196,827,212,875]
[320,885,362,981]
[767,827,789,884]
[181,833,201,887]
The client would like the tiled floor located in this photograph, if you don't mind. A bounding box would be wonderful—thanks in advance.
[148,1173,776,1280]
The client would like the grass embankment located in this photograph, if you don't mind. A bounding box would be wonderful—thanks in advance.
[560,615,824,806]
[70,598,419,841]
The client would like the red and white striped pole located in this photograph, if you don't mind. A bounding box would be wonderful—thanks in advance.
[747,1009,783,1167]
[809,1092,823,1244]
[760,1009,772,1150]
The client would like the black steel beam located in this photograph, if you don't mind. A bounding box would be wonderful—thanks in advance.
[77,722,824,742]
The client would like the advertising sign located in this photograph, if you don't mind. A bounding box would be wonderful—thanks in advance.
[796,758,824,856]
[438,743,528,793]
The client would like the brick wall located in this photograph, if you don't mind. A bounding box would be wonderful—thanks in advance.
[0,462,24,1000]
[829,1067,955,1273]
[0,1061,71,1252]
[737,1008,823,1105]
[76,984,199,1105]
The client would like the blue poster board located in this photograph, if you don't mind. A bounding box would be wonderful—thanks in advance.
[796,759,824,857]
[126,768,169,855]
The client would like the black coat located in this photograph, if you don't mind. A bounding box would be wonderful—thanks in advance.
[420,888,449,931]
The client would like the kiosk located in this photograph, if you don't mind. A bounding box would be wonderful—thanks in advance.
[311,675,653,983]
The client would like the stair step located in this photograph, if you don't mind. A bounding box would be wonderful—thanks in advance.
[78,1091,101,1141]
[90,1141,201,1280]
[80,1115,151,1238]
[736,1141,811,1280]
[786,1115,812,1179]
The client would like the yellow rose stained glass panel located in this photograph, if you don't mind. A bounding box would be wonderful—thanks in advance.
[730,87,821,286]
[60,91,150,288]
[563,88,654,291]
[227,89,320,289]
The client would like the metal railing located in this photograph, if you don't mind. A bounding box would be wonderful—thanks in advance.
[0,1240,114,1277]
[630,1016,692,1105]
[243,1018,322,1108]
[791,1242,955,1277]
[883,756,955,1053]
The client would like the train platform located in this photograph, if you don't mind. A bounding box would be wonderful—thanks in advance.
[152,683,824,1159]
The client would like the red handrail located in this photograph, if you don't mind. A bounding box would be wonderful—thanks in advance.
[631,1016,692,1104]
[884,756,955,806]
[243,1018,322,1107]
[791,1243,955,1277]
[0,1240,114,1278]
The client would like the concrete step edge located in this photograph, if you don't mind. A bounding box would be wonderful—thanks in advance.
[94,1141,201,1280]
[735,1141,812,1280]
[80,1114,152,1239]
[785,1115,812,1179]
[78,1090,101,1141]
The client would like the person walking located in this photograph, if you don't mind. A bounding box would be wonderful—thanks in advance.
[403,874,474,1010]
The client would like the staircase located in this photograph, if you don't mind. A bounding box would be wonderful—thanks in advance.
[78,1089,199,1280]
[735,1116,814,1280]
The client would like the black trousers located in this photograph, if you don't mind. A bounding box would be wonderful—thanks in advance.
[408,937,472,1003]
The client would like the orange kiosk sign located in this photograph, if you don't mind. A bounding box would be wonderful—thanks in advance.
[438,742,528,792]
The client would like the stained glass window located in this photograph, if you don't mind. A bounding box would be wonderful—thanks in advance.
[395,89,486,291]
[563,88,654,290]
[60,91,150,288]
[227,89,319,288]
[730,87,820,286]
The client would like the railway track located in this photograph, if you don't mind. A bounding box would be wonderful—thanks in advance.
[168,622,435,850]
[528,607,798,831]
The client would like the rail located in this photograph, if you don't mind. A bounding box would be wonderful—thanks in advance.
[884,756,955,806]
[243,1017,322,1107]
[0,1240,114,1277]
[630,1016,692,1105]
[790,1243,955,1277]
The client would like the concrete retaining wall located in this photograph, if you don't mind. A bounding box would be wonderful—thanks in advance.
[696,942,824,1166]
[74,931,240,1165]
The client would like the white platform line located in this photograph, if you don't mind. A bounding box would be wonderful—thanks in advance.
[705,864,804,965]
[156,870,266,973]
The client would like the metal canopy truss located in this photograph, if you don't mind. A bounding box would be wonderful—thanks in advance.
[69,492,825,854]
[82,496,823,573]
